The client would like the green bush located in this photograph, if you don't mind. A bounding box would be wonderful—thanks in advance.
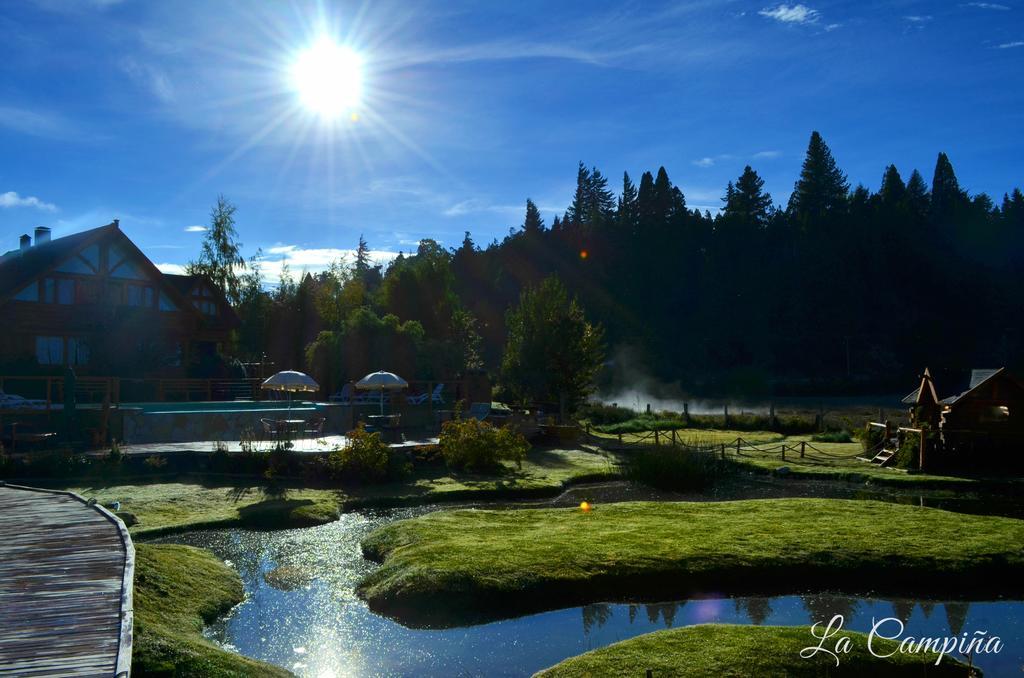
[625,446,737,491]
[439,417,529,471]
[578,402,636,426]
[325,425,390,482]
[811,430,853,443]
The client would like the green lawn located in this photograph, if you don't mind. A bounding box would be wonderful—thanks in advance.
[61,447,620,535]
[591,427,1023,489]
[359,498,1024,627]
[133,544,290,677]
[535,624,972,677]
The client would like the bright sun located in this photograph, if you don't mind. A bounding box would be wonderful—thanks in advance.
[291,38,363,119]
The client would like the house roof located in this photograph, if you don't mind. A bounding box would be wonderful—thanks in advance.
[942,368,1006,405]
[163,273,240,327]
[903,367,1012,406]
[0,223,118,299]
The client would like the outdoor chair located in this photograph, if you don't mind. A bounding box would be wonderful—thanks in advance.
[304,415,325,437]
[261,418,279,436]
[0,391,48,410]
[468,402,491,421]
[430,383,444,405]
[329,384,378,405]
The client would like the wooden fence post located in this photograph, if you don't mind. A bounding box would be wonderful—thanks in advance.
[800,441,806,458]
[684,402,690,424]
[736,438,741,455]
[724,403,729,427]
[618,432,623,446]
[919,432,926,470]
[720,443,726,459]
[670,429,677,446]
[781,445,786,461]
[654,429,660,446]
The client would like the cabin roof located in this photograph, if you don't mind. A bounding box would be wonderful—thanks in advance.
[0,223,118,298]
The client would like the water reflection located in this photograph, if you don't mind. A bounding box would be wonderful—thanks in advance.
[157,515,1024,677]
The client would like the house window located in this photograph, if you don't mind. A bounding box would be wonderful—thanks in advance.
[126,284,154,307]
[35,336,63,365]
[68,337,90,366]
[41,278,75,304]
[75,280,99,304]
[192,299,217,316]
[14,283,38,302]
[159,292,178,312]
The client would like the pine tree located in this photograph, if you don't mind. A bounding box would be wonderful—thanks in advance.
[355,235,371,277]
[566,162,591,227]
[637,171,656,226]
[878,165,906,207]
[930,152,967,224]
[522,199,545,234]
[724,166,773,228]
[905,169,931,219]
[617,171,640,234]
[787,131,850,227]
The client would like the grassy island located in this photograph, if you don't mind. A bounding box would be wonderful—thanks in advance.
[359,498,1024,627]
[133,544,290,677]
[534,624,973,677]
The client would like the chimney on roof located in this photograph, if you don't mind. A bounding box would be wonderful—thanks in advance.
[19,234,31,251]
[34,226,51,245]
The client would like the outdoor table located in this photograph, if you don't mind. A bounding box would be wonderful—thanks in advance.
[271,418,306,443]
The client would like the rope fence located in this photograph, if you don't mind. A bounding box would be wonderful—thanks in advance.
[583,426,872,466]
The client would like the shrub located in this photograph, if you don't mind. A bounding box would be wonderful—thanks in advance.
[578,402,636,426]
[439,417,529,471]
[625,445,737,492]
[325,425,389,482]
[811,430,853,443]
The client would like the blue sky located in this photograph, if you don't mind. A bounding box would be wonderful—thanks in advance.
[1,0,1022,280]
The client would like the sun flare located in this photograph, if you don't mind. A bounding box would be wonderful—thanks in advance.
[291,38,363,119]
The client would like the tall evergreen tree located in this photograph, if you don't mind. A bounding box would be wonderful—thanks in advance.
[617,171,640,234]
[522,199,545,234]
[878,165,906,208]
[905,169,931,219]
[723,165,773,228]
[930,152,967,224]
[787,131,850,227]
[566,162,592,227]
[355,235,371,277]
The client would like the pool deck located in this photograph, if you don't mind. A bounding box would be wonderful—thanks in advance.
[109,435,440,456]
[0,483,134,677]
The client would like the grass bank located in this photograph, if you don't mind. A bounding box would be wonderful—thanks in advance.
[133,543,290,677]
[359,498,1024,627]
[59,448,620,536]
[534,624,973,677]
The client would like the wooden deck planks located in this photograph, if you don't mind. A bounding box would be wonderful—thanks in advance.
[0,483,134,677]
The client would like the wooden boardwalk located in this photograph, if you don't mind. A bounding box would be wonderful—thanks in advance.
[0,483,134,677]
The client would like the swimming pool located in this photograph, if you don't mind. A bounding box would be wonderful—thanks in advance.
[118,400,343,444]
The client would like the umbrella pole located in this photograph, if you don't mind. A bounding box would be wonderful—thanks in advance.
[379,389,384,416]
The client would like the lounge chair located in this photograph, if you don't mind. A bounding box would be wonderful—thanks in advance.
[0,391,48,410]
[329,384,377,405]
[468,402,491,421]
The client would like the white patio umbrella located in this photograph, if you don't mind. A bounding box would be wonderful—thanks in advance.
[355,370,409,415]
[261,370,319,415]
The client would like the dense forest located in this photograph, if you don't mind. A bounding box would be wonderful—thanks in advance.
[228,131,1024,398]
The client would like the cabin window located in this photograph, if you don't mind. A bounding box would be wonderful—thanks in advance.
[14,283,38,302]
[159,292,178,312]
[67,337,90,366]
[35,336,63,365]
[126,284,154,307]
[55,257,95,275]
[80,244,99,269]
[192,299,218,316]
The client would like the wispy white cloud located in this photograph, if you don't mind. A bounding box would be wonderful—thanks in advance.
[753,150,782,159]
[963,2,1011,9]
[0,106,83,141]
[824,23,842,31]
[256,245,400,282]
[905,15,933,22]
[184,225,207,232]
[693,157,716,168]
[692,150,780,168]
[0,191,58,212]
[443,199,526,217]
[120,57,175,103]
[759,4,821,24]
[997,40,1024,47]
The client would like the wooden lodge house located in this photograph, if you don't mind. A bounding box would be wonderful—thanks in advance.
[0,222,237,379]
[902,367,1024,470]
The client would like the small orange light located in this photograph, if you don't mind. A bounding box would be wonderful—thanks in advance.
[579,249,588,259]
[580,501,591,512]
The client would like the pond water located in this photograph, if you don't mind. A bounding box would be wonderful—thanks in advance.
[157,506,1024,677]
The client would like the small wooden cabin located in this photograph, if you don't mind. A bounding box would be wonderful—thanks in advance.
[903,367,1024,470]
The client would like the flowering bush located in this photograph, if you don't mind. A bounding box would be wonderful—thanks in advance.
[439,417,529,471]
[325,424,390,482]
